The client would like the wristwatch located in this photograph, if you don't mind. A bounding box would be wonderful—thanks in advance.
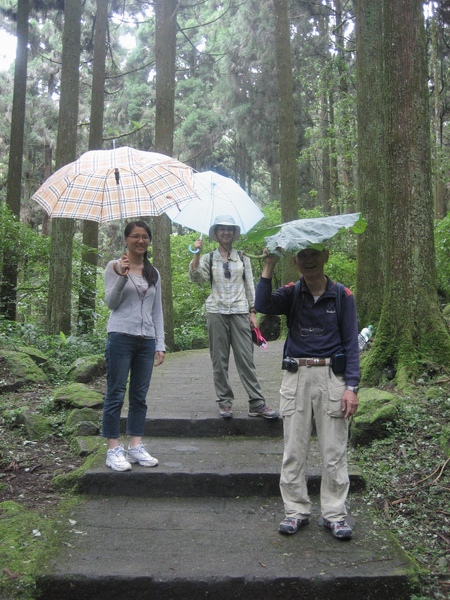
[346,386,359,394]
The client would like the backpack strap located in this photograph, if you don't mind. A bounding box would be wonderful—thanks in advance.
[209,252,213,286]
[287,280,302,329]
[335,282,344,330]
[238,251,246,281]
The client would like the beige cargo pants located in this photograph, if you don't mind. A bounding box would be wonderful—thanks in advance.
[279,363,350,521]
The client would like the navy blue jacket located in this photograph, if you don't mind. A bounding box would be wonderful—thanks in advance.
[255,276,360,386]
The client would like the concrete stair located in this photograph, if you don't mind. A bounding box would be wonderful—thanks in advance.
[36,341,416,599]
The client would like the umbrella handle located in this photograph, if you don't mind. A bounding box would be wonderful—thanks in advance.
[188,233,203,254]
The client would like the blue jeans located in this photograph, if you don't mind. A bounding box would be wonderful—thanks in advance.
[102,333,156,439]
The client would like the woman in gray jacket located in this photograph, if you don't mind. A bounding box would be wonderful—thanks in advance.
[102,221,165,471]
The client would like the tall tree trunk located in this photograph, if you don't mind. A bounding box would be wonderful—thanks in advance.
[354,0,386,327]
[1,0,29,320]
[431,13,445,218]
[320,88,331,213]
[273,0,298,283]
[46,0,82,335]
[334,0,354,211]
[318,4,331,213]
[78,0,108,333]
[154,0,178,351]
[361,0,450,385]
[328,91,338,210]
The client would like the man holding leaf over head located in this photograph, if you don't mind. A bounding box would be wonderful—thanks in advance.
[255,241,360,539]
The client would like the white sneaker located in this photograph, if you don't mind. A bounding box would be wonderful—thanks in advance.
[126,443,159,467]
[106,445,132,472]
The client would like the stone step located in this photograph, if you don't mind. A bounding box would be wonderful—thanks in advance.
[35,495,414,600]
[122,414,284,437]
[76,436,365,498]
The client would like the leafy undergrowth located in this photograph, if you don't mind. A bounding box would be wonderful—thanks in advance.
[355,385,450,600]
[0,386,87,599]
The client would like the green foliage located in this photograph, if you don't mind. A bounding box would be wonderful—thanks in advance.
[0,206,50,322]
[170,232,214,350]
[326,251,356,290]
[356,387,450,598]
[0,319,106,383]
[434,214,450,301]
[0,497,84,600]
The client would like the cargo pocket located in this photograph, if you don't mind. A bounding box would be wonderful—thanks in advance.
[325,371,346,418]
[279,371,299,417]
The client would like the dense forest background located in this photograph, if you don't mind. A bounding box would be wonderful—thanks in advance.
[2,0,450,385]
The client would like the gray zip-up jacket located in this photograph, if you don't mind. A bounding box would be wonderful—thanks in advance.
[104,261,165,352]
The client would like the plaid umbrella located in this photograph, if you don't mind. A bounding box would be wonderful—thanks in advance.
[31,147,198,223]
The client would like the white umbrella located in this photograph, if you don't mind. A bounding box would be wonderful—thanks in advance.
[166,171,264,236]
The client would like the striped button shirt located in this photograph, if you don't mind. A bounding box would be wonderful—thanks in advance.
[189,248,255,314]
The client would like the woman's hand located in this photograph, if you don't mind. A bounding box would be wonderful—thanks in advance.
[113,253,130,276]
[190,238,203,269]
[119,253,130,275]
[193,238,203,252]
[249,312,258,329]
[154,351,165,367]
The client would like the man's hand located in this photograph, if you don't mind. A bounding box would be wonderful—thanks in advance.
[341,389,358,419]
[261,249,280,278]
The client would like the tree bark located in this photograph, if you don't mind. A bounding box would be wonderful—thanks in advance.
[46,0,82,335]
[78,0,108,333]
[334,0,354,211]
[354,0,386,327]
[1,0,29,320]
[154,0,178,350]
[361,0,450,385]
[430,13,445,218]
[273,0,298,283]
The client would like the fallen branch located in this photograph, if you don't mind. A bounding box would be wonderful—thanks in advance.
[412,463,442,487]
[391,497,408,505]
[436,532,450,545]
[29,463,43,473]
[433,457,450,484]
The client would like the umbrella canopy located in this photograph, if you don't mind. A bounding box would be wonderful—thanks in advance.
[165,171,264,236]
[264,213,364,255]
[31,147,198,223]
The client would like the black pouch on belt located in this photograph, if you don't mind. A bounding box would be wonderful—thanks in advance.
[331,353,346,374]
